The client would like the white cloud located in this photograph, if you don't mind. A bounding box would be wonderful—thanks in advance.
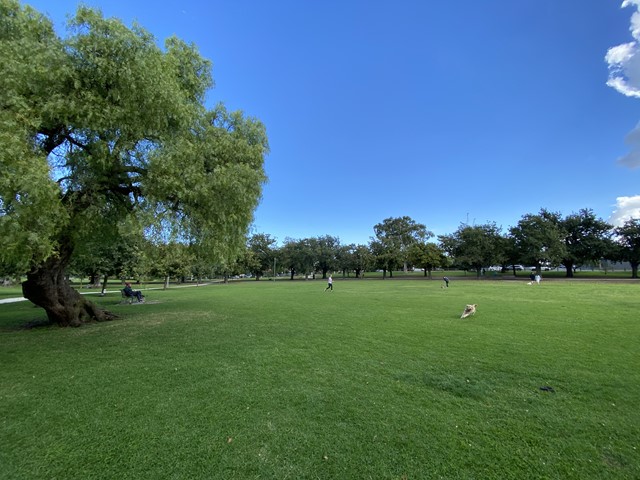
[606,1,640,170]
[609,195,640,226]
[606,42,636,64]
[606,2,640,97]
[622,0,640,11]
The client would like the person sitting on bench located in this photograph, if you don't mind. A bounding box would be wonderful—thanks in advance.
[123,282,144,302]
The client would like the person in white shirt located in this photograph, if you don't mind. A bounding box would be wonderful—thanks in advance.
[325,275,333,291]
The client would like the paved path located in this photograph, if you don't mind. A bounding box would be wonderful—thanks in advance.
[0,297,27,304]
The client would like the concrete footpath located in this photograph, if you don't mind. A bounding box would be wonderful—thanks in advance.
[0,296,27,304]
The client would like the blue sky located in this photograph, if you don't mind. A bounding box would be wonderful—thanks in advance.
[25,0,640,245]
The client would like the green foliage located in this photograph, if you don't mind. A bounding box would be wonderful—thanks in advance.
[280,238,316,277]
[373,216,432,271]
[335,243,372,277]
[408,241,446,276]
[560,209,612,274]
[510,209,566,267]
[146,105,268,262]
[309,235,340,277]
[245,233,277,278]
[439,222,505,274]
[147,242,194,280]
[0,0,68,267]
[0,1,267,276]
[614,218,640,277]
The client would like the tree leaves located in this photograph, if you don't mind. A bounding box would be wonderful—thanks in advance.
[1,1,268,277]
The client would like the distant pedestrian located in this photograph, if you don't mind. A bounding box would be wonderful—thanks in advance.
[443,276,449,288]
[325,275,333,291]
[535,274,541,284]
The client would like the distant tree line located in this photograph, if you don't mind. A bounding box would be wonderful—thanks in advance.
[5,209,633,288]
[237,210,639,280]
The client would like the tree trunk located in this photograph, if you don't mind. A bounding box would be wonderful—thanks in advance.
[631,261,639,279]
[22,256,117,327]
[564,261,575,278]
[100,274,108,296]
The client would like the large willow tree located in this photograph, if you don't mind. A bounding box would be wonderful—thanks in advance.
[0,1,268,326]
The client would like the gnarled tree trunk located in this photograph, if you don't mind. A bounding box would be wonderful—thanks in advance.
[22,255,117,327]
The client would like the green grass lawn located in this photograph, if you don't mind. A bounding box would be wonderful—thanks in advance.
[1,279,639,479]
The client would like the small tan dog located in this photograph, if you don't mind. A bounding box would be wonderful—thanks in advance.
[460,304,477,319]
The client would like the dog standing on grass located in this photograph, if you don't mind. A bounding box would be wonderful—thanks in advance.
[460,304,477,319]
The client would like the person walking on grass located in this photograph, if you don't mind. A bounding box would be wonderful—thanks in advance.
[325,275,333,291]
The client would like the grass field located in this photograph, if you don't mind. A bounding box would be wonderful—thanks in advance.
[1,278,639,479]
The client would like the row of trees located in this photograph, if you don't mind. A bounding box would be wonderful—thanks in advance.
[240,211,640,281]
[3,209,640,294]
[62,211,631,285]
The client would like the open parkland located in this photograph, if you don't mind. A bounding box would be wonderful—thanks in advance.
[0,273,638,479]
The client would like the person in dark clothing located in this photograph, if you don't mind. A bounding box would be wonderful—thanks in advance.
[443,276,449,288]
[123,282,144,302]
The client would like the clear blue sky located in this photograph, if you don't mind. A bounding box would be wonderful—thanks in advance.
[25,0,640,245]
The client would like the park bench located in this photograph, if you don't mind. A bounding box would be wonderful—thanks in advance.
[120,289,144,304]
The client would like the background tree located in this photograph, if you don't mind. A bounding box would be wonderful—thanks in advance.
[69,217,145,289]
[408,242,446,278]
[369,239,398,279]
[334,244,354,278]
[372,216,432,274]
[310,235,340,279]
[335,244,372,278]
[148,242,194,289]
[246,233,277,280]
[70,234,144,292]
[280,238,315,280]
[438,223,505,277]
[189,250,216,285]
[614,218,640,278]
[559,209,612,277]
[352,244,373,278]
[0,3,267,326]
[509,210,565,274]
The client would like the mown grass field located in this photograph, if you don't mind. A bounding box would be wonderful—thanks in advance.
[1,278,639,479]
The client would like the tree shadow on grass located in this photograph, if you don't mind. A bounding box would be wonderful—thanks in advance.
[18,318,54,330]
[393,370,490,401]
